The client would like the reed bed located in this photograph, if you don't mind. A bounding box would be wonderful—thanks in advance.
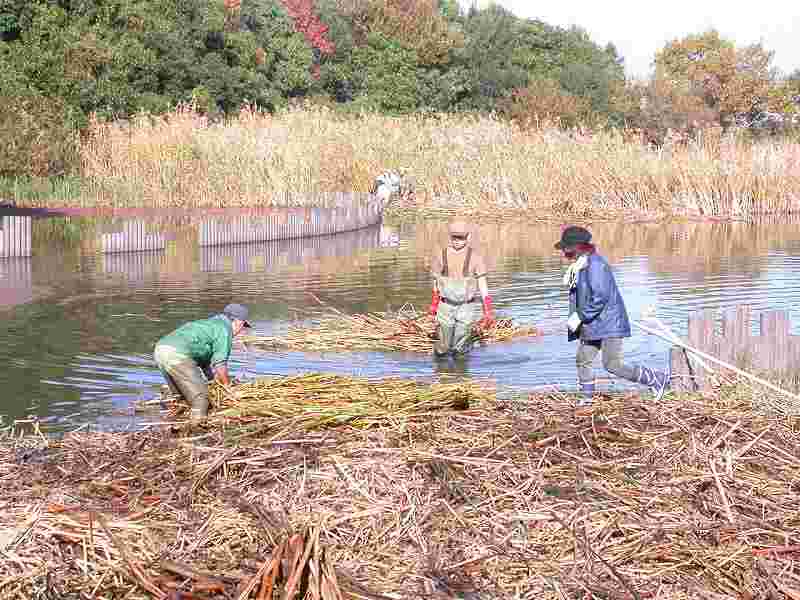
[2,373,800,599]
[242,311,540,355]
[13,104,795,221]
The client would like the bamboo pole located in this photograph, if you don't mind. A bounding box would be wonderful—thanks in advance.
[643,316,714,374]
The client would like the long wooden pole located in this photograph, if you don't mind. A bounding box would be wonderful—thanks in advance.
[643,316,714,373]
[631,320,800,406]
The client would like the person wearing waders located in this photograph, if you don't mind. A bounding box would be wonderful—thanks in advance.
[429,221,495,358]
[555,226,670,405]
[153,303,252,421]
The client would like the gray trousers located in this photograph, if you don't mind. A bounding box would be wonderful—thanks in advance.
[154,345,213,419]
[576,338,638,384]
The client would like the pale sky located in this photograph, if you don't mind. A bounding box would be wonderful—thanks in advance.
[466,1,800,80]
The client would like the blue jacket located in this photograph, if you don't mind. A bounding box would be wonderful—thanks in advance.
[568,253,631,342]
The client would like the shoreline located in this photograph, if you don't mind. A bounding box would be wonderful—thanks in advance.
[3,200,796,226]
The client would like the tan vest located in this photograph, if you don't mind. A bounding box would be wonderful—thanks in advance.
[435,247,481,303]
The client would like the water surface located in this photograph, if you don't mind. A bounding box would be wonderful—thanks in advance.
[2,210,800,432]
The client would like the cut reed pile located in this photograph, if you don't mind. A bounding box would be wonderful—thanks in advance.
[242,311,540,354]
[2,375,800,599]
[198,373,492,431]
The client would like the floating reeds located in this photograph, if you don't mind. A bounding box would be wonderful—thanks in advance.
[2,374,800,598]
[243,311,541,355]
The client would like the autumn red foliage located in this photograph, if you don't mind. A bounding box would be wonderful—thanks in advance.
[279,0,336,56]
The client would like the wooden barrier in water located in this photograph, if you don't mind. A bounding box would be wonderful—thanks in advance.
[0,257,33,308]
[670,305,799,391]
[200,226,381,273]
[0,216,32,258]
[100,220,166,253]
[101,249,166,281]
[198,193,381,247]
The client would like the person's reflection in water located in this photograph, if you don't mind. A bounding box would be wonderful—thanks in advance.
[433,342,533,388]
[432,350,472,379]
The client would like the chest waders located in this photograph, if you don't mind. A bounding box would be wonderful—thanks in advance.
[434,247,483,357]
[153,344,213,419]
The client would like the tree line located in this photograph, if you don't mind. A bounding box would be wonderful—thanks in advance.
[1,0,799,177]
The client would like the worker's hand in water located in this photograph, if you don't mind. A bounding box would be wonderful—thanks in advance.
[429,290,441,316]
[567,312,582,332]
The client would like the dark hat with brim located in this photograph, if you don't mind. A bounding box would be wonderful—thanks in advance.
[223,303,252,328]
[554,226,592,249]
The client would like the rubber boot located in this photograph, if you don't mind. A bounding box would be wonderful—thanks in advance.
[576,380,596,407]
[433,349,452,361]
[636,364,671,401]
[188,387,210,422]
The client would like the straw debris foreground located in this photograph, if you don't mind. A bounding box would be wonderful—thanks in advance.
[2,375,800,599]
[243,311,540,355]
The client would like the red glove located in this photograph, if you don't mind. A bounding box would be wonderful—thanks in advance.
[429,290,441,316]
[481,295,495,326]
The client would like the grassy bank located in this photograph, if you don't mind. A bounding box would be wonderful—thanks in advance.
[6,104,800,221]
[2,373,799,598]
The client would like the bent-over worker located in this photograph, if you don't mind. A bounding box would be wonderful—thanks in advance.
[429,221,495,357]
[555,226,670,404]
[153,303,252,420]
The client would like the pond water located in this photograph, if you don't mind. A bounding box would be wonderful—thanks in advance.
[3,208,800,433]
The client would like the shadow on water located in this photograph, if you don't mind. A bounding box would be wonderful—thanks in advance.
[3,207,800,431]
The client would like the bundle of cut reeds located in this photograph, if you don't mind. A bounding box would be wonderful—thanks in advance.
[243,311,540,354]
[194,374,491,438]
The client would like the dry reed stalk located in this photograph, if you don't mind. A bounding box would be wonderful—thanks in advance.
[20,104,790,223]
[2,373,800,598]
[242,310,540,355]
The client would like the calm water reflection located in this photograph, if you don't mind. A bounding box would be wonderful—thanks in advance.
[3,209,800,431]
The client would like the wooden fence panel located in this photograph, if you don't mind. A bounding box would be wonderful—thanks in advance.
[100,220,166,254]
[0,216,32,258]
[670,305,800,391]
[197,193,379,248]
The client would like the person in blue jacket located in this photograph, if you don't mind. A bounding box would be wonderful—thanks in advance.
[555,225,670,404]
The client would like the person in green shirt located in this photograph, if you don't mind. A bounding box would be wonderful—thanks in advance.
[153,303,252,420]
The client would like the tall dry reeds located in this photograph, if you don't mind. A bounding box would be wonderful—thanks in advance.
[55,103,800,218]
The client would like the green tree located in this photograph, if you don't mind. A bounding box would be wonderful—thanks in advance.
[509,21,625,121]
[417,64,472,110]
[450,4,528,110]
[269,33,314,97]
[350,32,419,113]
[0,93,80,176]
[315,0,355,60]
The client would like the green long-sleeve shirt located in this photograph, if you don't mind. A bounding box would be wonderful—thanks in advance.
[156,314,233,368]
